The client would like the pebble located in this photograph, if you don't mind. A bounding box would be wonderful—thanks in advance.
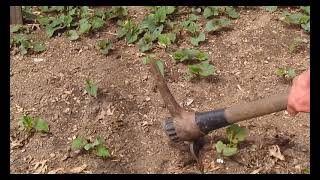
[145,97,151,102]
[21,149,26,153]
[125,80,129,85]
[63,108,70,114]
[50,153,56,158]
[128,95,134,99]
[216,158,224,164]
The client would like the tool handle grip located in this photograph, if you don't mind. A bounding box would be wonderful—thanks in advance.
[195,93,288,134]
[225,93,288,123]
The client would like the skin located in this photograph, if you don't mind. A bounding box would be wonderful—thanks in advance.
[287,69,310,116]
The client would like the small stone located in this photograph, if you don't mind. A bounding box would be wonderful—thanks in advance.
[21,149,26,153]
[142,75,148,81]
[264,61,269,64]
[216,158,224,164]
[125,80,129,85]
[145,97,151,102]
[50,153,56,158]
[63,108,70,114]
[232,57,237,61]
[33,58,45,63]
[128,95,134,99]
[267,57,271,60]
[110,84,115,88]
[208,51,212,55]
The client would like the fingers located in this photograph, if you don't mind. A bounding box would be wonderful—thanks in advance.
[287,104,298,117]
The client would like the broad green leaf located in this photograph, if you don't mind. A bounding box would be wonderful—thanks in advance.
[282,12,310,25]
[91,17,105,30]
[225,6,240,18]
[19,115,34,132]
[72,137,88,150]
[156,60,165,77]
[195,51,208,61]
[186,22,200,34]
[96,145,110,157]
[158,33,176,46]
[301,21,310,32]
[67,30,79,41]
[96,39,112,55]
[215,141,225,154]
[80,6,90,18]
[172,48,208,62]
[93,136,105,147]
[84,143,94,151]
[188,62,215,77]
[203,7,219,19]
[164,6,176,14]
[154,7,167,23]
[63,15,73,27]
[300,6,310,15]
[275,68,286,77]
[10,25,22,33]
[222,146,238,156]
[126,33,138,44]
[95,9,106,20]
[189,14,200,21]
[32,42,46,52]
[85,79,98,98]
[226,124,247,144]
[190,32,205,46]
[79,19,92,34]
[19,45,28,55]
[151,25,164,41]
[287,68,296,78]
[263,6,278,12]
[205,18,231,32]
[34,118,49,133]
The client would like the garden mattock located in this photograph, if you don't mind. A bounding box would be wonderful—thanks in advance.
[149,60,289,169]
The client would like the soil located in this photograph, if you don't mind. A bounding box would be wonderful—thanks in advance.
[10,6,310,174]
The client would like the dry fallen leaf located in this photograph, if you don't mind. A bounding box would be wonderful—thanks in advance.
[11,139,24,149]
[106,104,115,116]
[48,168,65,174]
[250,167,263,174]
[70,164,87,173]
[269,145,285,161]
[32,160,48,174]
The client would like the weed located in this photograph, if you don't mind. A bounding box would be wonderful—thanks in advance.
[172,48,208,62]
[72,136,111,158]
[96,39,112,55]
[275,67,296,80]
[10,34,46,55]
[85,79,98,98]
[18,115,49,133]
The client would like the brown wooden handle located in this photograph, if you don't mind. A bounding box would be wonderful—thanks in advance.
[224,93,289,123]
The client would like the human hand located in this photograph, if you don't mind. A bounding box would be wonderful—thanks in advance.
[287,69,310,116]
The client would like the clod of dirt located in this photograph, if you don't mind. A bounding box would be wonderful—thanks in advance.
[269,145,285,161]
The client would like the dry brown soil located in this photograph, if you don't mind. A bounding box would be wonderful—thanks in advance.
[10,6,310,174]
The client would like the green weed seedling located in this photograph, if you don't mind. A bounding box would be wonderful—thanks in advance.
[172,48,208,62]
[288,37,307,53]
[263,6,278,13]
[72,136,111,158]
[96,39,113,55]
[188,61,215,77]
[85,79,98,98]
[215,124,247,157]
[205,18,231,33]
[18,115,50,133]
[203,6,239,19]
[117,19,143,44]
[275,67,296,80]
[280,7,310,32]
[10,34,46,55]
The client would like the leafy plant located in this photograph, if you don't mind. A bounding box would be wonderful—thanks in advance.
[205,18,231,33]
[263,6,278,12]
[203,6,220,19]
[96,39,112,55]
[72,136,110,158]
[10,34,46,55]
[18,115,49,133]
[188,61,215,77]
[190,32,206,46]
[117,19,143,44]
[85,79,98,98]
[215,124,247,157]
[275,67,296,80]
[138,25,163,52]
[280,10,310,32]
[158,33,176,46]
[224,6,240,19]
[172,48,208,62]
[203,6,239,19]
[66,30,79,41]
[108,6,128,19]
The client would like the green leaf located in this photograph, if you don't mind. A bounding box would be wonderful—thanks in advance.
[287,68,296,78]
[205,18,231,32]
[195,51,209,61]
[172,48,208,62]
[85,79,98,98]
[300,6,310,15]
[34,118,49,133]
[263,6,278,12]
[215,141,225,154]
[158,33,176,46]
[225,6,240,18]
[154,7,167,23]
[63,15,73,27]
[226,124,247,144]
[190,32,205,46]
[155,60,165,77]
[96,39,112,55]
[281,12,310,25]
[72,137,88,150]
[186,22,200,34]
[142,55,155,64]
[79,19,92,34]
[188,61,215,77]
[275,68,286,77]
[151,25,164,41]
[222,146,238,156]
[203,6,219,19]
[32,42,46,52]
[91,17,105,30]
[84,143,94,151]
[80,6,90,18]
[164,6,176,14]
[96,145,110,157]
[301,21,310,32]
[67,30,79,41]
[19,115,34,132]
[10,25,22,33]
